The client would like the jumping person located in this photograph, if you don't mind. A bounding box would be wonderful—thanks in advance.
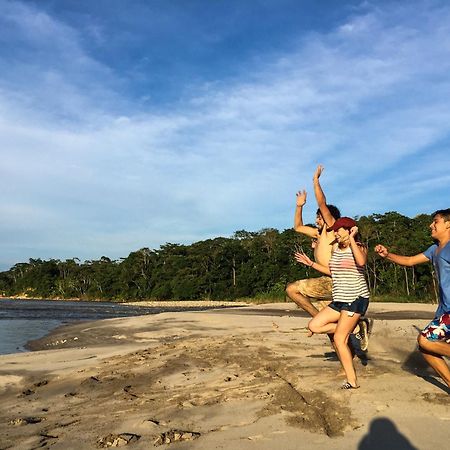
[286,165,370,351]
[295,217,370,389]
[286,165,341,317]
[375,208,450,388]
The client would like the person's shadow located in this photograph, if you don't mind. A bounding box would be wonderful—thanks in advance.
[358,417,418,450]
[401,338,450,394]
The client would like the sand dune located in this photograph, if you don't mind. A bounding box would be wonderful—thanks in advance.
[0,302,447,449]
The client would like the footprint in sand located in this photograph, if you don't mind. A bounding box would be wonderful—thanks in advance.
[20,379,49,397]
[10,416,45,425]
[97,433,140,447]
[154,430,200,446]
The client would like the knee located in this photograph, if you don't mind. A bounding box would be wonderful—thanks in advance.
[286,282,307,300]
[308,319,318,334]
[285,283,296,296]
[417,334,430,351]
[333,332,347,348]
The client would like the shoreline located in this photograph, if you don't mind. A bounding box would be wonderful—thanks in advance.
[0,302,447,449]
[0,299,250,356]
[25,301,438,353]
[24,303,251,353]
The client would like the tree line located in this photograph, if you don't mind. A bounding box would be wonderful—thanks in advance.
[0,211,438,303]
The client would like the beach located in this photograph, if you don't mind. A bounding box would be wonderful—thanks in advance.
[0,302,448,449]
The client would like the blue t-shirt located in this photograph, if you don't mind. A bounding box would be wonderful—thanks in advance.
[423,241,450,317]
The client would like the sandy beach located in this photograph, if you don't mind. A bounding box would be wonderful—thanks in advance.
[0,302,448,449]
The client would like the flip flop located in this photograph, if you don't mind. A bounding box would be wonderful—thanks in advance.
[341,381,360,390]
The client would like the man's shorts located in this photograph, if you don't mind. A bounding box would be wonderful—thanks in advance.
[328,297,369,316]
[292,276,333,301]
[421,312,450,343]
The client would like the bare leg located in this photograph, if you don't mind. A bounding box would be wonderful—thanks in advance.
[333,313,361,387]
[308,307,340,334]
[418,335,450,387]
[418,335,450,357]
[286,283,320,317]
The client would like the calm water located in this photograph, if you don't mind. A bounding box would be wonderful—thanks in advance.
[0,299,226,355]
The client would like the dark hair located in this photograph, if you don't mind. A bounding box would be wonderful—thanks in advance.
[354,233,365,246]
[316,204,341,220]
[432,208,450,222]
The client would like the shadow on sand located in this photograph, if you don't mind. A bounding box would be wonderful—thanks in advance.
[401,338,450,394]
[358,417,418,450]
[418,374,450,394]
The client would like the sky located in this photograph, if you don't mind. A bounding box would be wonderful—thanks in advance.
[1,0,450,271]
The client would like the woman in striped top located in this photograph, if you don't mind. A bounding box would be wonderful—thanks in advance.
[295,217,369,389]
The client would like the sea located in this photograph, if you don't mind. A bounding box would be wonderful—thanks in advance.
[0,298,225,355]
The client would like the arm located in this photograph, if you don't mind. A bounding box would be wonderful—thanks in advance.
[374,244,429,266]
[313,165,335,226]
[294,190,318,238]
[349,227,367,266]
[294,251,331,276]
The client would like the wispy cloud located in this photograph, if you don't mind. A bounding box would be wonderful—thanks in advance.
[1,0,449,269]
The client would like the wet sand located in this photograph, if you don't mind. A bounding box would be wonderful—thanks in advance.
[0,302,448,449]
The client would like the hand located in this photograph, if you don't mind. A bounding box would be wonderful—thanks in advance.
[375,244,389,258]
[349,226,358,238]
[294,251,313,267]
[313,164,324,182]
[296,190,307,207]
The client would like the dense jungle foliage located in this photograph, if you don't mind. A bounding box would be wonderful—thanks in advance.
[0,211,439,302]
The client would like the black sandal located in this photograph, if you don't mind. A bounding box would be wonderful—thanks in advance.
[341,381,360,390]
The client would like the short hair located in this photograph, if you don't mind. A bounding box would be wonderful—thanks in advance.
[316,204,341,220]
[432,208,450,221]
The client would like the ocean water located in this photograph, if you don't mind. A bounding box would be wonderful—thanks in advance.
[0,299,223,355]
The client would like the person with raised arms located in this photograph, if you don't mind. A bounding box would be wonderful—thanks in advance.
[295,217,370,389]
[286,165,371,352]
[285,165,342,319]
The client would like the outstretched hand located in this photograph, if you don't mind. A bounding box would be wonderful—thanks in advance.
[294,251,313,267]
[374,244,389,258]
[313,164,324,181]
[296,190,307,207]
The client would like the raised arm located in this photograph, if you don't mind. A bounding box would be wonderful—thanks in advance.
[374,245,429,266]
[349,227,367,266]
[294,190,318,238]
[313,165,335,227]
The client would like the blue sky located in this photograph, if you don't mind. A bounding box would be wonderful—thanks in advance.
[1,0,449,271]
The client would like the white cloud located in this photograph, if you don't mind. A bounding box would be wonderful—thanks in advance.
[1,0,450,269]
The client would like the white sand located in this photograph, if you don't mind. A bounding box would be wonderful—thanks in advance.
[0,302,447,449]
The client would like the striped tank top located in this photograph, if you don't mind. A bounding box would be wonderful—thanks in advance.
[329,246,370,303]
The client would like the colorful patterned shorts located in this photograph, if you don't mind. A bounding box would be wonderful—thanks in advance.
[421,312,450,343]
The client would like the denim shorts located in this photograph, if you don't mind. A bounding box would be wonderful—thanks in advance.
[328,297,369,316]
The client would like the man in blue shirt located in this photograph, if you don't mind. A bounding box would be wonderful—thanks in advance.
[375,208,450,388]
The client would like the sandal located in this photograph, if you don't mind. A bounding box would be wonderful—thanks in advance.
[341,381,360,390]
